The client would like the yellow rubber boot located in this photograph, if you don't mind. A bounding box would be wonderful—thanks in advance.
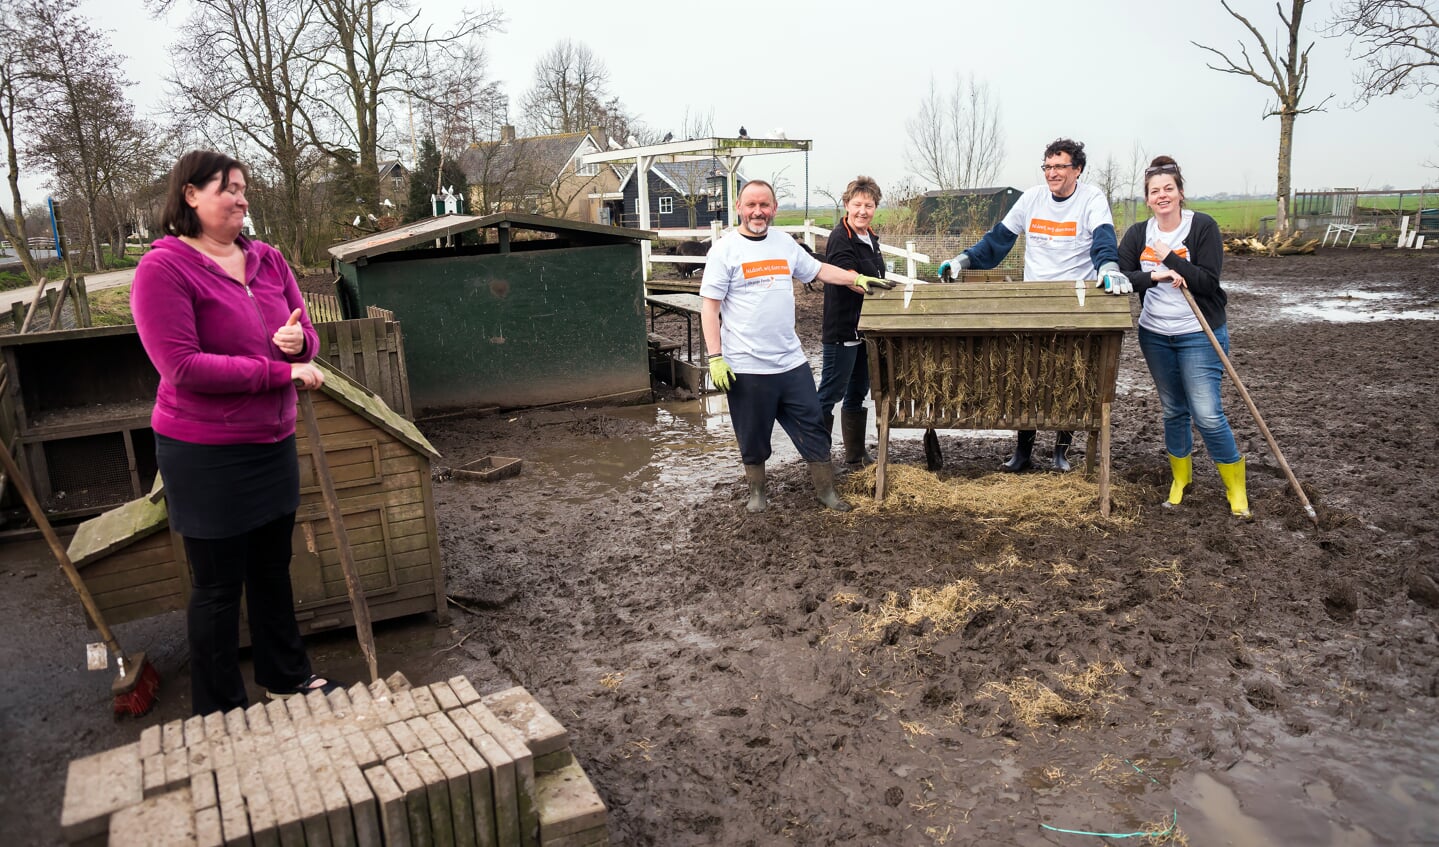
[1166,454,1192,506]
[1215,459,1251,519]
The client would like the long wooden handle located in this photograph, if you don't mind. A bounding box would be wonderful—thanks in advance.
[1181,288,1318,525]
[0,440,124,654]
[296,387,380,681]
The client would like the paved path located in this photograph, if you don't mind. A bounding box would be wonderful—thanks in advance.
[1,267,136,313]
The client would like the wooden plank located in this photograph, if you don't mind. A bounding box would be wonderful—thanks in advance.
[861,314,1131,333]
[360,319,381,397]
[83,559,181,595]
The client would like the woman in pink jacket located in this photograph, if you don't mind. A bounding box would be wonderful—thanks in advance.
[132,151,339,715]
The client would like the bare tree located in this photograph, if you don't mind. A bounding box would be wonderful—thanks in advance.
[1124,141,1148,229]
[904,73,1005,189]
[0,1,44,285]
[520,40,633,141]
[1092,153,1123,228]
[1194,0,1333,235]
[1328,1,1439,104]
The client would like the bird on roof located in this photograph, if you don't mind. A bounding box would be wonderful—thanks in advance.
[662,131,673,142]
[773,128,786,139]
[738,126,748,139]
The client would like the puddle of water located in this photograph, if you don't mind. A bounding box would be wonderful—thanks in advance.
[1226,280,1439,323]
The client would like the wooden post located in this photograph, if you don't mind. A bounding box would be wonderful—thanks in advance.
[74,276,91,327]
[803,219,815,251]
[11,301,24,330]
[906,241,917,280]
[1099,403,1111,518]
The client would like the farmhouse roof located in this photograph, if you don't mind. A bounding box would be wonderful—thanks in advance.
[459,130,610,187]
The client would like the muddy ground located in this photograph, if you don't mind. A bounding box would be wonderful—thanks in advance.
[3,247,1437,845]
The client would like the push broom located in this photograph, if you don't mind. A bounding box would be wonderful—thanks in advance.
[0,443,160,716]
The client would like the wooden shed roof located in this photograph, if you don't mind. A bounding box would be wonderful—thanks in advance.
[328,212,656,264]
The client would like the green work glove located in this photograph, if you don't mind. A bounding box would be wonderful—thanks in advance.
[708,354,735,391]
[854,274,892,294]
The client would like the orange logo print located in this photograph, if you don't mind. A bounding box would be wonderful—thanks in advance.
[741,259,790,280]
[1140,245,1190,264]
[1029,219,1078,238]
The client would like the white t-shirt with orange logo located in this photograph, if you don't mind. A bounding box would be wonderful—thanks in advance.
[1000,182,1113,280]
[700,229,822,373]
[1135,210,1202,335]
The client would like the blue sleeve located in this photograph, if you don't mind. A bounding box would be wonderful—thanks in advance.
[963,222,1019,271]
[1089,223,1118,269]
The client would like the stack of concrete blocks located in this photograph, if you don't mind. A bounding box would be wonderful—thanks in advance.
[60,674,608,847]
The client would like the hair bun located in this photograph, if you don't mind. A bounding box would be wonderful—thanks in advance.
[1149,155,1179,170]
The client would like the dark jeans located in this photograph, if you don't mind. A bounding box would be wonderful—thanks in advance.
[727,364,831,465]
[816,342,870,418]
[184,511,312,715]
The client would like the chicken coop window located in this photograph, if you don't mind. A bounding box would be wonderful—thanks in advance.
[658,196,674,215]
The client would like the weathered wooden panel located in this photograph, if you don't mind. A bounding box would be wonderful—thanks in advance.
[314,318,413,419]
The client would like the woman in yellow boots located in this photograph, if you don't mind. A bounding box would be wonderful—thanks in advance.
[1116,156,1249,518]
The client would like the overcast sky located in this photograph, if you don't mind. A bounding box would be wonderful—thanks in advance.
[35,0,1437,208]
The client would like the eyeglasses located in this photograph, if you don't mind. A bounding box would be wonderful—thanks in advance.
[1145,163,1181,177]
[1040,164,1075,173]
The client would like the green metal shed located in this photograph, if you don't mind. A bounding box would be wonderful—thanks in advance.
[329,212,655,413]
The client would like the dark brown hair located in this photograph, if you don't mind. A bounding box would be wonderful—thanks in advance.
[1043,138,1086,172]
[842,175,882,206]
[161,150,249,237]
[1144,155,1184,196]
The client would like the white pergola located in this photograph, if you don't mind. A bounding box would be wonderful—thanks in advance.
[581,136,812,232]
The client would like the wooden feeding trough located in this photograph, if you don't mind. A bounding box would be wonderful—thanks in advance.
[454,455,522,482]
[859,282,1132,515]
[64,360,450,640]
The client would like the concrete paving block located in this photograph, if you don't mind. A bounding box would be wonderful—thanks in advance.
[446,740,496,847]
[464,704,537,847]
[425,742,476,847]
[392,688,421,721]
[301,738,356,847]
[214,766,252,847]
[480,688,570,760]
[407,750,456,847]
[384,756,432,847]
[244,703,271,735]
[541,826,610,847]
[224,708,249,739]
[534,761,607,842]
[107,786,195,847]
[184,715,206,747]
[143,753,167,799]
[533,750,574,776]
[426,712,463,745]
[326,687,353,718]
[367,727,402,763]
[265,699,296,741]
[203,711,228,741]
[259,753,306,847]
[387,719,424,754]
[61,742,143,843]
[306,689,334,721]
[186,738,214,774]
[163,746,191,792]
[448,711,518,847]
[334,758,382,847]
[446,677,482,706]
[363,765,411,847]
[367,678,393,705]
[284,691,311,725]
[140,725,163,759]
[211,736,235,771]
[428,681,462,712]
[190,770,217,811]
[344,727,382,769]
[408,716,446,751]
[348,682,374,718]
[411,685,440,716]
[161,719,185,753]
[236,753,279,847]
[195,806,224,847]
[385,670,412,691]
[282,742,335,847]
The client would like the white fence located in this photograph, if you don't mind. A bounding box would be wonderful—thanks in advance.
[646,219,932,283]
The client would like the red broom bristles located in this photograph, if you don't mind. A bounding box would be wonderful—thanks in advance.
[112,660,160,718]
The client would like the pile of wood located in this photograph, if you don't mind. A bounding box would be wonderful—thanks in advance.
[1224,232,1320,256]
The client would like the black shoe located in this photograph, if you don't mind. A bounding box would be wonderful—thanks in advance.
[1052,431,1074,473]
[266,674,344,700]
[1001,431,1036,473]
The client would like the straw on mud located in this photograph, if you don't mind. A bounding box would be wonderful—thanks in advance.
[839,579,1008,643]
[980,677,1090,727]
[841,464,1139,532]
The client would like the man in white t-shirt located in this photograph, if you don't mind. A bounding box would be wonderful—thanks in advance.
[936,138,1130,473]
[701,180,886,514]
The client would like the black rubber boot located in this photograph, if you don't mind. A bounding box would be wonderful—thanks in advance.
[1052,431,1074,473]
[822,410,834,444]
[808,462,851,512]
[743,464,767,513]
[840,409,873,467]
[1001,430,1036,473]
[924,428,943,471]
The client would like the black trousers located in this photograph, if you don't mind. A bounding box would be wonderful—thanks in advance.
[727,363,831,465]
[183,511,312,715]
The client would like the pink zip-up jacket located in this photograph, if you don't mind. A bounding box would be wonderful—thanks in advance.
[132,235,319,445]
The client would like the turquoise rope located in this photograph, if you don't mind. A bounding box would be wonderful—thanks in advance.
[1039,760,1177,839]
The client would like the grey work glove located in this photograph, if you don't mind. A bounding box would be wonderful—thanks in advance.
[1095,261,1132,294]
[937,253,971,282]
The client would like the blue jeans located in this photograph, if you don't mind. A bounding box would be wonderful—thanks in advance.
[817,342,869,417]
[1137,324,1240,464]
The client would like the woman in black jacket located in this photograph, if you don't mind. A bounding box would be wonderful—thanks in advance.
[817,176,886,466]
[1118,155,1249,518]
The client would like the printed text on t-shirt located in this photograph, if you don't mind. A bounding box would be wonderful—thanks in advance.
[1029,219,1078,238]
[741,259,790,284]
